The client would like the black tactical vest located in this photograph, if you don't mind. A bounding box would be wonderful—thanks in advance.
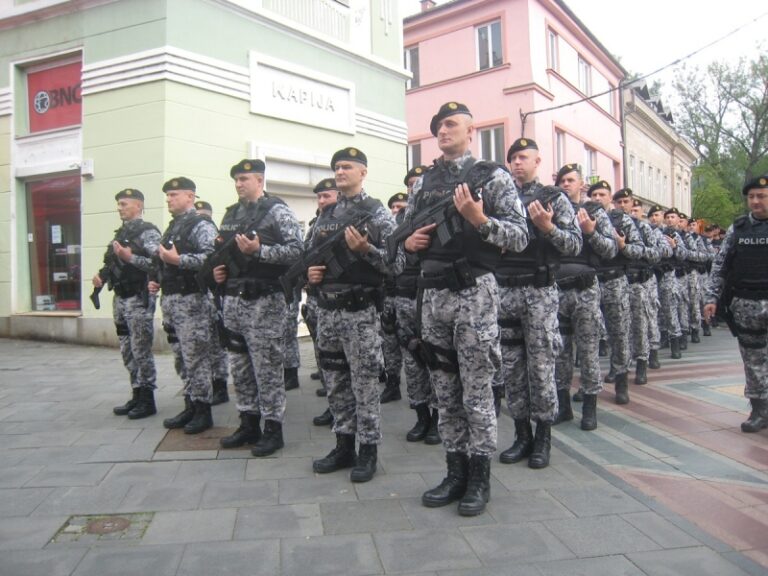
[597,209,631,272]
[393,208,421,294]
[730,215,768,291]
[106,220,159,290]
[218,195,288,282]
[160,211,206,292]
[557,200,602,275]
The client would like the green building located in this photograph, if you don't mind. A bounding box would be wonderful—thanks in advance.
[0,0,408,344]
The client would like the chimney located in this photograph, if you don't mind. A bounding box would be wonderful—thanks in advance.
[421,0,436,12]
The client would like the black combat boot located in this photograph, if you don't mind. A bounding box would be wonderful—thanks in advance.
[660,331,669,349]
[424,408,441,445]
[422,451,469,507]
[604,366,616,383]
[615,372,629,405]
[163,396,194,429]
[251,420,284,456]
[284,367,299,391]
[741,399,768,433]
[184,400,213,434]
[572,389,584,402]
[350,443,377,482]
[670,336,682,359]
[634,359,648,385]
[313,433,356,473]
[499,419,533,464]
[316,387,327,397]
[127,387,156,419]
[581,394,597,430]
[492,386,504,417]
[113,387,140,416]
[380,372,401,403]
[528,421,551,469]
[649,349,661,369]
[220,412,261,448]
[211,379,229,405]
[679,332,688,350]
[598,339,608,357]
[406,404,431,442]
[312,407,333,427]
[553,389,573,425]
[690,328,700,344]
[310,371,321,380]
[702,321,712,336]
[458,454,491,516]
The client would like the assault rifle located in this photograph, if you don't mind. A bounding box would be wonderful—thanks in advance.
[196,233,251,293]
[91,238,129,309]
[279,209,374,304]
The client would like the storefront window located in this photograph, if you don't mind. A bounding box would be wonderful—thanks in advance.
[26,175,81,311]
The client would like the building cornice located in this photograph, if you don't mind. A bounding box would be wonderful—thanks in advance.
[0,87,11,116]
[625,93,698,161]
[0,0,116,31]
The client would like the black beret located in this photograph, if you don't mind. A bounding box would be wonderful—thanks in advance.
[313,178,338,194]
[742,174,768,195]
[647,204,664,218]
[632,198,642,208]
[162,177,196,192]
[555,163,580,186]
[506,138,539,163]
[404,165,427,186]
[387,192,409,208]
[664,207,681,217]
[194,200,212,212]
[230,159,265,178]
[679,213,689,221]
[331,147,367,168]
[430,102,472,136]
[114,188,144,201]
[612,188,633,201]
[587,180,611,197]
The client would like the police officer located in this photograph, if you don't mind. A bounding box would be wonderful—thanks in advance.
[645,204,676,367]
[309,147,396,484]
[586,181,644,404]
[378,193,409,404]
[150,177,218,434]
[213,160,303,456]
[404,165,428,193]
[497,141,581,470]
[663,208,692,358]
[704,175,768,433]
[194,200,230,405]
[95,189,161,419]
[552,164,616,430]
[398,103,528,515]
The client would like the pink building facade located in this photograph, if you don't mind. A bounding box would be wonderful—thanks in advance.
[405,0,625,188]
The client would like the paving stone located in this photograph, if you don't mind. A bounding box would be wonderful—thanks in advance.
[18,446,100,466]
[283,533,383,575]
[399,497,496,530]
[627,546,753,576]
[32,484,131,516]
[245,455,312,480]
[72,544,184,576]
[176,539,280,576]
[85,444,158,463]
[0,487,53,516]
[379,452,447,474]
[174,459,247,482]
[622,511,703,549]
[278,476,358,504]
[535,554,647,576]
[0,464,44,488]
[0,548,87,576]
[353,472,428,500]
[234,503,322,539]
[199,479,278,508]
[374,529,480,573]
[117,482,206,512]
[486,488,574,524]
[320,500,412,534]
[543,514,660,557]
[548,484,648,517]
[25,463,112,488]
[0,515,66,550]
[72,428,141,446]
[141,509,237,545]
[101,461,181,485]
[461,522,575,565]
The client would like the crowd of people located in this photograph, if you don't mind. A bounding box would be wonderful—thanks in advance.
[93,101,767,518]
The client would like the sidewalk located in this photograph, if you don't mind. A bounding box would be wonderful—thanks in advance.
[0,328,766,576]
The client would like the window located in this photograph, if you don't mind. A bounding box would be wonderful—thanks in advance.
[629,155,636,190]
[408,142,421,169]
[639,160,646,194]
[648,165,653,196]
[555,130,565,169]
[656,169,661,198]
[404,46,420,89]
[608,83,616,116]
[477,21,502,71]
[478,125,505,164]
[584,146,597,182]
[663,174,668,195]
[577,56,591,95]
[548,29,559,71]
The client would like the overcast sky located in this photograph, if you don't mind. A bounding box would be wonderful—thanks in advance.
[399,0,767,99]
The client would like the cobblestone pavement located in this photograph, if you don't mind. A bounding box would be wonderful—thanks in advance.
[0,326,766,576]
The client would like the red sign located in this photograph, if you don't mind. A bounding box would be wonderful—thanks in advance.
[27,61,82,133]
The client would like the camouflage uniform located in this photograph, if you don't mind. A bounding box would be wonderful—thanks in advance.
[380,289,404,394]
[314,191,396,445]
[646,225,673,355]
[681,230,709,338]
[627,217,662,365]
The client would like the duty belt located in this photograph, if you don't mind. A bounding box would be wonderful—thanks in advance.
[556,273,596,291]
[161,276,199,296]
[317,286,382,312]
[627,269,653,284]
[675,268,688,278]
[418,259,484,292]
[113,282,145,298]
[225,279,281,300]
[597,269,625,283]
[732,287,768,301]
[496,266,554,289]
[394,286,418,299]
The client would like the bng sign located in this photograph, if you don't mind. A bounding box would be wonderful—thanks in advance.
[27,60,82,133]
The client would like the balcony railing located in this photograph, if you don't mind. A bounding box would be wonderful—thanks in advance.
[263,0,349,43]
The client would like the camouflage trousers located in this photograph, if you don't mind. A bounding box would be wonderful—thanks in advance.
[284,299,300,370]
[498,283,559,423]
[677,272,691,334]
[317,303,383,444]
[555,283,603,395]
[600,276,631,375]
[222,292,286,422]
[687,270,702,329]
[393,295,433,408]
[731,297,768,399]
[160,293,212,403]
[207,295,228,382]
[629,277,650,361]
[422,273,499,456]
[644,275,661,351]
[380,296,403,380]
[113,294,156,390]
[657,271,682,338]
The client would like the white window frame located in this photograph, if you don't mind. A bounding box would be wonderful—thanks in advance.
[476,20,502,71]
[478,125,505,164]
[577,55,592,95]
[629,154,636,190]
[404,46,419,89]
[408,142,421,169]
[555,130,565,169]
[548,29,559,71]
